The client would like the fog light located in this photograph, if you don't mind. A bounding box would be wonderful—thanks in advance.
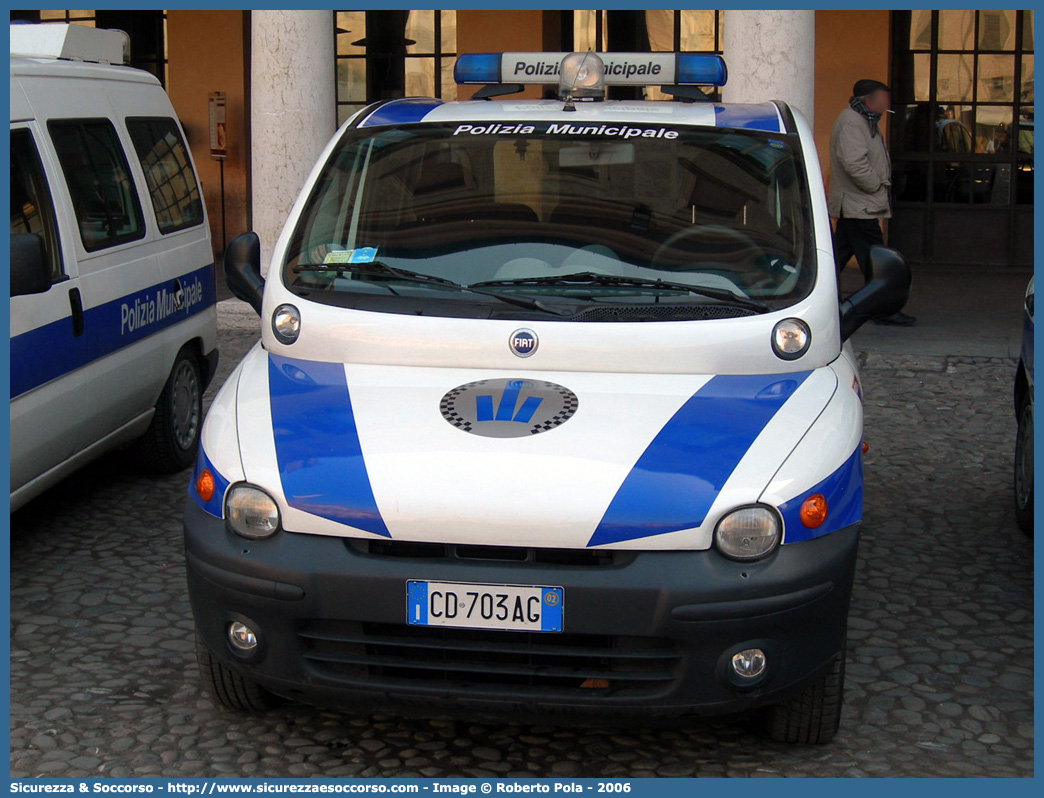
[272,303,300,344]
[228,621,258,652]
[771,318,811,360]
[731,648,767,679]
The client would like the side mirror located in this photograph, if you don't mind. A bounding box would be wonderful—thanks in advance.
[839,246,912,341]
[10,233,52,297]
[224,232,265,315]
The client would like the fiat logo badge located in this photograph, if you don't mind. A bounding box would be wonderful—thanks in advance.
[509,328,538,358]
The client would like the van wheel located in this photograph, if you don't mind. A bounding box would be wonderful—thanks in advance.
[764,644,845,744]
[134,347,201,472]
[195,632,278,711]
[1014,397,1033,535]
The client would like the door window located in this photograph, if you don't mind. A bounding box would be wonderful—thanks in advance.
[126,117,204,234]
[48,119,146,251]
[10,128,64,280]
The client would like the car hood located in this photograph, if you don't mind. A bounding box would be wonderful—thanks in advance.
[233,348,838,550]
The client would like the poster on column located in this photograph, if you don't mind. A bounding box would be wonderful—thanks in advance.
[208,91,227,160]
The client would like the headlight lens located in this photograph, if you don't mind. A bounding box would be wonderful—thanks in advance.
[272,303,301,344]
[225,484,281,539]
[714,505,781,561]
[771,318,811,360]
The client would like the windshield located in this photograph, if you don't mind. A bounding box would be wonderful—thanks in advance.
[283,121,817,320]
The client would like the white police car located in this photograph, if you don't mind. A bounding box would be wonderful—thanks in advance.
[10,24,218,512]
[186,52,909,743]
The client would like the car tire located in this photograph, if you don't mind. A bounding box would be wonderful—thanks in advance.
[133,346,202,473]
[764,644,846,744]
[195,632,278,711]
[1014,396,1034,535]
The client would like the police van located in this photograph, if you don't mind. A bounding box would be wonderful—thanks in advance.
[10,24,218,512]
[185,52,909,743]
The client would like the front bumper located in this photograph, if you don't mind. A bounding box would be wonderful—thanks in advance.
[184,500,858,719]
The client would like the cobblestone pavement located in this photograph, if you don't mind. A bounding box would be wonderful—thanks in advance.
[10,304,1033,778]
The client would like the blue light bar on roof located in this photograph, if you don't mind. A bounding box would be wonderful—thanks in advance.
[677,53,728,87]
[452,52,501,85]
[454,52,728,88]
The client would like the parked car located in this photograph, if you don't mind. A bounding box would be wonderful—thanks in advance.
[185,50,909,743]
[10,23,218,511]
[1014,277,1033,534]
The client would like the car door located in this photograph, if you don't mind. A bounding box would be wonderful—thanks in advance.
[9,124,90,495]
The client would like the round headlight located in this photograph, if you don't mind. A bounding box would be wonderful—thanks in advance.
[272,303,301,344]
[714,505,781,561]
[225,484,281,539]
[771,318,811,360]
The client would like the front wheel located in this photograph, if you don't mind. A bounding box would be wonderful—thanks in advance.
[132,346,202,472]
[764,644,846,744]
[1014,397,1034,535]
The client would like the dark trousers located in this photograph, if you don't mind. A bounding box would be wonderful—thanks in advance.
[833,214,883,284]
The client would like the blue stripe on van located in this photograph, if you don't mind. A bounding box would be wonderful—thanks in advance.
[359,98,444,128]
[587,372,810,547]
[268,354,391,538]
[10,262,215,399]
[778,447,863,544]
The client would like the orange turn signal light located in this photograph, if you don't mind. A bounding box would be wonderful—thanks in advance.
[799,494,828,528]
[196,468,215,503]
[580,678,610,689]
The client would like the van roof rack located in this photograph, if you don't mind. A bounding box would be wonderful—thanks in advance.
[9,23,129,66]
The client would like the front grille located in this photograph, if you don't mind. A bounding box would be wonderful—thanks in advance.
[298,620,680,697]
[348,539,630,567]
[569,304,759,322]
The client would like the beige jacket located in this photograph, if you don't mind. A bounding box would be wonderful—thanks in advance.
[828,106,892,219]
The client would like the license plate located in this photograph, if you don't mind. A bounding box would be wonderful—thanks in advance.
[407,580,563,633]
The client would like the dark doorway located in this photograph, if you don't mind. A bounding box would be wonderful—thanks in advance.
[890,10,1033,266]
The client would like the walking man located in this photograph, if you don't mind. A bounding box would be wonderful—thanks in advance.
[829,79,916,326]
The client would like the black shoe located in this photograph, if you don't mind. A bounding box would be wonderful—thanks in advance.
[873,311,917,326]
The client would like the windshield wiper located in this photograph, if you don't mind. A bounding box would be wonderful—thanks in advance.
[469,271,771,313]
[292,260,571,316]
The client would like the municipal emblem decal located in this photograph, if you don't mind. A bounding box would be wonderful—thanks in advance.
[440,378,578,438]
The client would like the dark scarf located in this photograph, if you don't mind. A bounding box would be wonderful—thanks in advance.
[850,96,881,137]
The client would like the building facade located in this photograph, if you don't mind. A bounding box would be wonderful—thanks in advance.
[11,9,1033,268]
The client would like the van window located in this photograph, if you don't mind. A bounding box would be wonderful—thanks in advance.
[10,128,64,280]
[126,118,204,234]
[48,119,146,252]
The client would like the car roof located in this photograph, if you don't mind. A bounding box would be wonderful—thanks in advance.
[10,56,160,86]
[354,97,788,134]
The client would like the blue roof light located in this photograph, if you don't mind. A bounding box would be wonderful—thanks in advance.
[454,53,502,85]
[454,52,728,89]
[676,54,728,87]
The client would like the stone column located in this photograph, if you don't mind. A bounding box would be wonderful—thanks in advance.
[250,10,335,274]
[722,10,815,125]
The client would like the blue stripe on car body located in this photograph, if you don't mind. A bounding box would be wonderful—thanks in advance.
[359,98,444,128]
[268,354,391,538]
[777,447,863,544]
[588,372,810,547]
[10,262,215,399]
